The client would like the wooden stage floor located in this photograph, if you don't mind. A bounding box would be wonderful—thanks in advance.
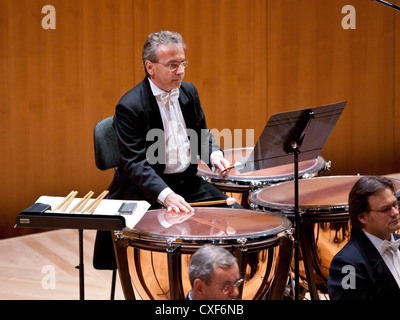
[0,229,124,300]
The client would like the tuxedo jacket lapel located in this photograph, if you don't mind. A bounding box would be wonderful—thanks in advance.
[356,231,400,295]
[142,77,164,131]
[142,77,195,130]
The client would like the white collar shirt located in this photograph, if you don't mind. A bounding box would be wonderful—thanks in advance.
[363,230,400,288]
[149,79,191,174]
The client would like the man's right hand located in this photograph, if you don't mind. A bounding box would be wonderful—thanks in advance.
[164,192,194,213]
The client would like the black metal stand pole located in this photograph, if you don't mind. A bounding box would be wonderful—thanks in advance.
[293,145,300,300]
[78,229,85,300]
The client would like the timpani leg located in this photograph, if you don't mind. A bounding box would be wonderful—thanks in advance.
[167,245,185,300]
[298,220,319,300]
[112,234,136,300]
[268,236,294,300]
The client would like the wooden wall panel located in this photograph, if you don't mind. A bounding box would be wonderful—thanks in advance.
[395,1,400,172]
[267,0,397,175]
[131,0,268,148]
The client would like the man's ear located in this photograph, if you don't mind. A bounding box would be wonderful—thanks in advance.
[145,60,154,76]
[357,212,367,226]
[193,278,205,298]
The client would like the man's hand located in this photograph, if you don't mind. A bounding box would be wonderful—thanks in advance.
[164,192,194,213]
[212,154,232,179]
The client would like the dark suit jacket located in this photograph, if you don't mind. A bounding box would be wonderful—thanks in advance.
[107,77,220,205]
[328,231,400,300]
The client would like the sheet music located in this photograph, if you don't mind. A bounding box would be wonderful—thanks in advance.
[239,101,346,173]
[35,196,150,229]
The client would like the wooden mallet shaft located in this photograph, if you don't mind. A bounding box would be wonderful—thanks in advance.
[188,197,236,207]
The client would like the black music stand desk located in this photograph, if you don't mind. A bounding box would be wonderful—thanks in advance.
[238,101,346,300]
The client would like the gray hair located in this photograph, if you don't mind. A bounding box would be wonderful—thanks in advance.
[188,245,237,286]
[142,30,186,76]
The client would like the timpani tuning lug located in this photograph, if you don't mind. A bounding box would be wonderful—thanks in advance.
[200,175,211,182]
[166,237,177,252]
[236,237,249,253]
[250,180,261,188]
[326,160,332,170]
[113,230,123,240]
[166,237,176,245]
[250,202,259,210]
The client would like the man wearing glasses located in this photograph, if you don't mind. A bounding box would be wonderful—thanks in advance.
[187,245,243,300]
[93,31,238,271]
[106,30,234,213]
[328,176,400,299]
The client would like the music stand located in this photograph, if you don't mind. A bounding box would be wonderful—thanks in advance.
[239,100,346,300]
[16,205,126,300]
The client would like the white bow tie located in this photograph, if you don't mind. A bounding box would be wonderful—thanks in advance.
[160,88,179,105]
[381,238,400,254]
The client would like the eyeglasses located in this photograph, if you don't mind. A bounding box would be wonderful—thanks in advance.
[152,60,188,71]
[214,277,244,292]
[370,201,400,215]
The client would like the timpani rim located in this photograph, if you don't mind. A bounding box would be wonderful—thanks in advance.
[249,175,400,215]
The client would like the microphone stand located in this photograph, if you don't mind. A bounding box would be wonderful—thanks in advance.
[370,0,400,11]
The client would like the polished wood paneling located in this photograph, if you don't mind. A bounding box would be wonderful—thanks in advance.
[1,0,400,239]
[131,0,268,147]
[267,0,397,175]
[395,5,400,172]
[0,0,134,238]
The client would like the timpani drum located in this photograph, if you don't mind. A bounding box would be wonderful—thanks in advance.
[113,207,292,300]
[197,147,330,193]
[248,175,400,293]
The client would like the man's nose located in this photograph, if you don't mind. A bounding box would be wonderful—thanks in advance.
[230,286,240,299]
[391,205,399,216]
[176,64,185,74]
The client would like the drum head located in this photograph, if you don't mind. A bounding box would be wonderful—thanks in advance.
[197,147,327,188]
[125,207,291,244]
[249,175,400,217]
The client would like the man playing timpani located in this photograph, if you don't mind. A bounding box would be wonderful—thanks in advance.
[93,30,241,270]
[107,30,239,212]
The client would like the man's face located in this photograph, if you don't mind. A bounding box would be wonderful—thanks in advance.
[195,263,241,300]
[358,187,400,240]
[145,44,185,92]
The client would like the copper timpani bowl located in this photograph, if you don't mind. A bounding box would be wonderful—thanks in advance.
[117,207,292,300]
[248,175,400,291]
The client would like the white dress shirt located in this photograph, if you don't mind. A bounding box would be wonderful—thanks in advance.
[363,230,400,288]
[149,79,191,174]
[148,79,222,205]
